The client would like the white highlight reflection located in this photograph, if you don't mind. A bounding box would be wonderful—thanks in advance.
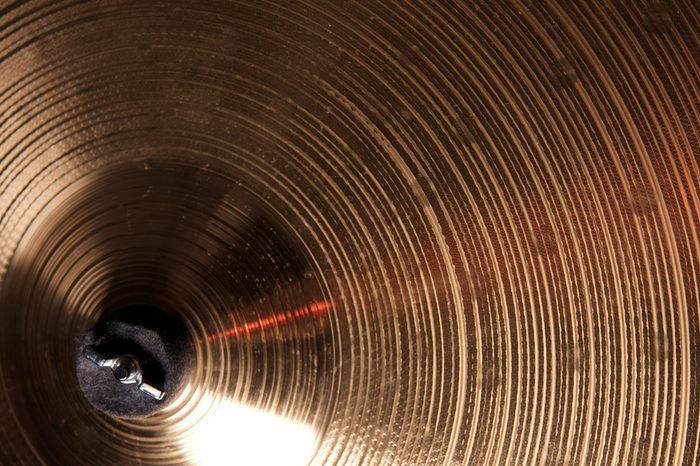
[185,395,317,466]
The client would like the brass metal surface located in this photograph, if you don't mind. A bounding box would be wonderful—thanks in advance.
[0,1,698,464]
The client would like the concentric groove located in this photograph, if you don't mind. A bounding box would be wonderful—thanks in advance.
[0,1,698,465]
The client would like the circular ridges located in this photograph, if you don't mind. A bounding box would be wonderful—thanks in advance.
[0,1,698,465]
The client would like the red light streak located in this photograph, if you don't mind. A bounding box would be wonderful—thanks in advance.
[198,299,332,344]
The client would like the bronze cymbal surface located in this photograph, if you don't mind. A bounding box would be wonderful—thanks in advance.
[0,1,698,465]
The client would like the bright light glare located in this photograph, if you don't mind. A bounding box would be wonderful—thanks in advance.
[186,396,317,466]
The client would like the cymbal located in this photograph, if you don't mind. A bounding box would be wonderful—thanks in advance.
[0,1,698,464]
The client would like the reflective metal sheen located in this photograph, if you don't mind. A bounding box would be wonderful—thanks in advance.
[82,346,165,401]
[0,1,698,465]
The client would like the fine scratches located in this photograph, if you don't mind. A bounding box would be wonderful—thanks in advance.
[0,1,697,465]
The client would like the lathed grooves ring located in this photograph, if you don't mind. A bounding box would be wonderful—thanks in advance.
[0,1,698,465]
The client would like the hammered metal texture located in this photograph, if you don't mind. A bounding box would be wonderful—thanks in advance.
[0,1,698,465]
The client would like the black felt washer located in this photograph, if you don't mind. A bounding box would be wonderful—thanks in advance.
[75,306,191,419]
